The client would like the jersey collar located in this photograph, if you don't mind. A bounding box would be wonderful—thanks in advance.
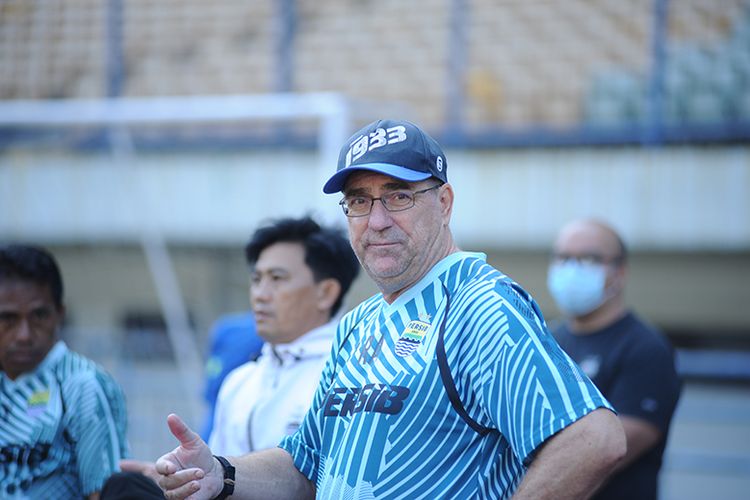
[383,251,487,313]
[0,340,68,386]
[266,319,338,365]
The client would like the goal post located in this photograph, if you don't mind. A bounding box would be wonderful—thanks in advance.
[0,93,405,424]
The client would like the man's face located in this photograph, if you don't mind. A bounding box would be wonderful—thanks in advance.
[0,280,63,380]
[552,221,624,279]
[343,171,451,298]
[250,242,328,344]
[549,220,626,316]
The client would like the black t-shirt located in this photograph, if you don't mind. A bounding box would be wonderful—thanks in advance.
[552,312,682,500]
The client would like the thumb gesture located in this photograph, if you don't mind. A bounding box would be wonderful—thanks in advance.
[155,414,223,500]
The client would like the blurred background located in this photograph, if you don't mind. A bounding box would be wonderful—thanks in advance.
[0,0,748,498]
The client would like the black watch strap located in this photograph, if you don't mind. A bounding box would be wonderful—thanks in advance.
[213,455,235,500]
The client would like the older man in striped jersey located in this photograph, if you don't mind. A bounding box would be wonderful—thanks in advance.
[155,119,626,500]
[0,245,129,499]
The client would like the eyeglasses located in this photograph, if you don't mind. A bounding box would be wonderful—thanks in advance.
[551,253,624,267]
[339,184,442,217]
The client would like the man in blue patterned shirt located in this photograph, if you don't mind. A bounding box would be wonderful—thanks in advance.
[0,244,130,499]
[155,119,626,500]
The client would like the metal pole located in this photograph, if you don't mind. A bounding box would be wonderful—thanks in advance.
[446,0,468,142]
[108,126,205,425]
[274,0,296,93]
[106,0,124,97]
[645,0,670,145]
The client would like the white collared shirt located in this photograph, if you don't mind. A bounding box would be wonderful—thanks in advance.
[208,320,336,455]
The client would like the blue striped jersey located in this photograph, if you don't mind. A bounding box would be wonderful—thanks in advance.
[0,341,130,499]
[280,252,611,499]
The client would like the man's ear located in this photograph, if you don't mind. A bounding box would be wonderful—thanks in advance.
[57,303,67,322]
[608,263,627,295]
[54,304,66,336]
[439,183,455,223]
[316,278,342,313]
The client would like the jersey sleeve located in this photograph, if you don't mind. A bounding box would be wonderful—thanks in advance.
[278,301,374,483]
[456,280,613,465]
[278,352,335,483]
[64,369,129,495]
[606,339,681,433]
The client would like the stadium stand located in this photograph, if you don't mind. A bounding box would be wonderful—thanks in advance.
[1,0,747,132]
[585,0,750,125]
[1,3,748,498]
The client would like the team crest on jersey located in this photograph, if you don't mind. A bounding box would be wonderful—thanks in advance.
[395,314,431,357]
[27,389,50,417]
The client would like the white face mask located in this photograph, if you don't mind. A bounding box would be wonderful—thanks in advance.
[547,261,608,316]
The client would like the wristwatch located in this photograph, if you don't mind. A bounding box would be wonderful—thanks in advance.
[213,455,235,500]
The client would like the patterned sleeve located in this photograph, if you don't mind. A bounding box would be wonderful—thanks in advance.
[279,347,338,482]
[279,300,375,483]
[454,280,612,464]
[64,369,129,495]
[279,322,341,482]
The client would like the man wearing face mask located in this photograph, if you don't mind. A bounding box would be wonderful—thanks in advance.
[547,218,682,500]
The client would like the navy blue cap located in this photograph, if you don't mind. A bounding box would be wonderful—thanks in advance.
[322,119,448,194]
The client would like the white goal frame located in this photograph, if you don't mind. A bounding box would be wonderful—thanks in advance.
[0,93,400,422]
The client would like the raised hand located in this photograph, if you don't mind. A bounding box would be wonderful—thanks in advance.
[154,414,224,500]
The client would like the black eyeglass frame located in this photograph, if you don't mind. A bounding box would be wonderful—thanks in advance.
[550,253,625,267]
[338,183,442,217]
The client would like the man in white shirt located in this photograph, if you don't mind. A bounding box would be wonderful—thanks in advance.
[113,216,359,496]
[208,216,360,455]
